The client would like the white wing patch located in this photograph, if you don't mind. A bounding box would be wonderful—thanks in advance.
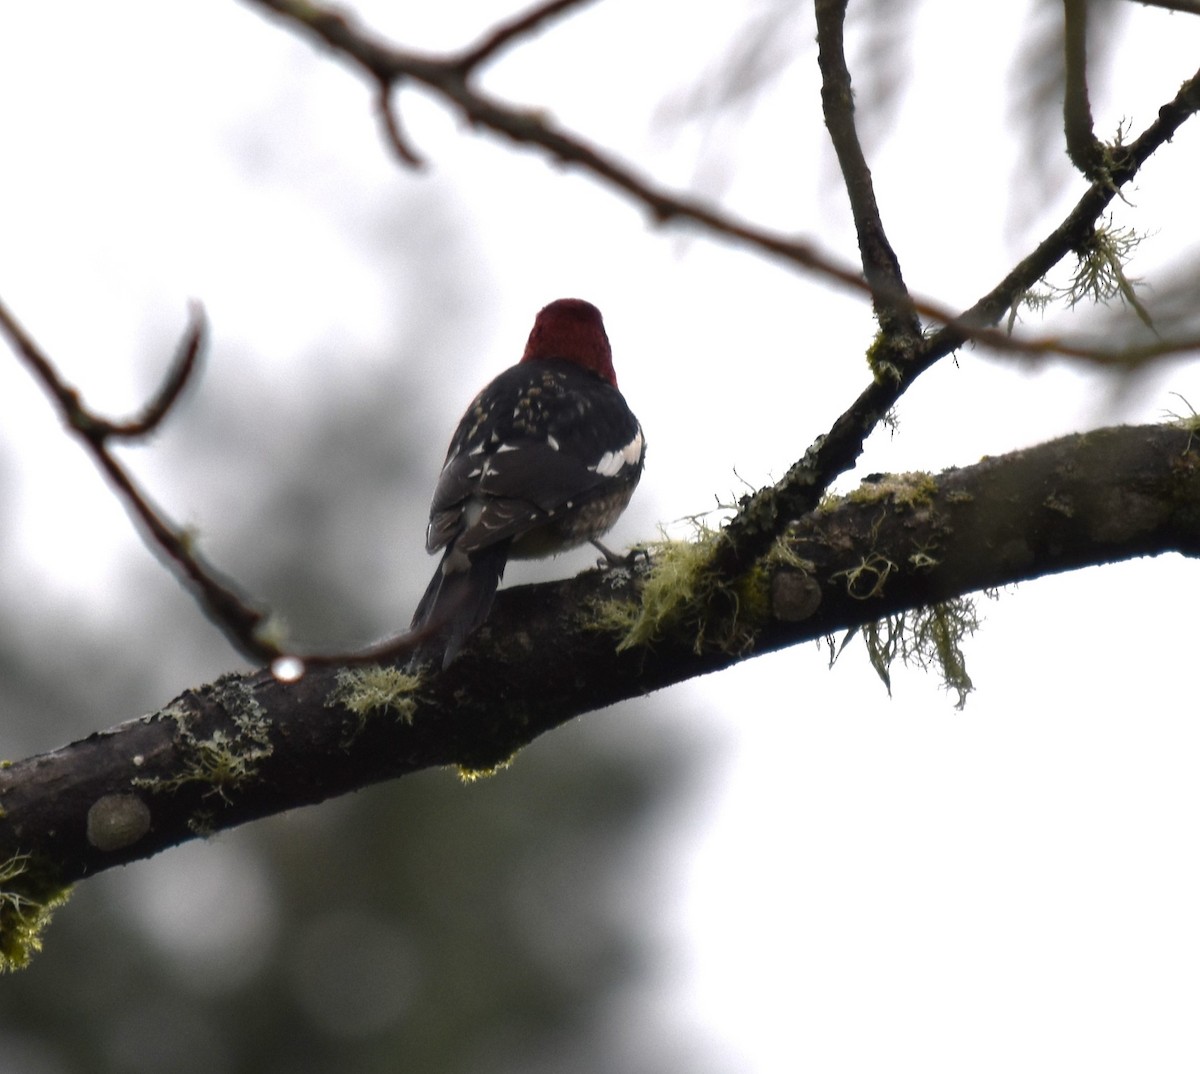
[590,429,644,477]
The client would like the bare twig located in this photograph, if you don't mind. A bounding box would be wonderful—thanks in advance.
[707,62,1200,584]
[814,0,920,344]
[0,299,278,662]
[453,0,600,72]
[0,298,444,672]
[1063,0,1108,179]
[243,0,1200,367]
[931,61,1200,359]
[10,4,1198,672]
[111,302,206,438]
[240,0,1200,613]
[2,422,1196,894]
[374,79,424,166]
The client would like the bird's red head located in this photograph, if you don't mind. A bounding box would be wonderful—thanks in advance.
[519,298,617,387]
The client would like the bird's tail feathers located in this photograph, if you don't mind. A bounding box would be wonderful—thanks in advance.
[410,542,511,668]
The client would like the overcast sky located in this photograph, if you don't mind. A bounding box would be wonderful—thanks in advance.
[3,1,1200,1070]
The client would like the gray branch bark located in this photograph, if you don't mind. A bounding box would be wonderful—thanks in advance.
[1,422,1195,901]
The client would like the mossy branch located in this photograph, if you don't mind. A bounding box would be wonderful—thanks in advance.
[0,422,1196,968]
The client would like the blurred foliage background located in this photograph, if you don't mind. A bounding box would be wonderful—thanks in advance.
[0,185,714,1074]
[4,1,1200,1070]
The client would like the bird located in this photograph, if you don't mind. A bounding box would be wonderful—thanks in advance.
[409,298,645,667]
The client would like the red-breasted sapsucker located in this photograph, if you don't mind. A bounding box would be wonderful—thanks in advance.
[410,298,645,666]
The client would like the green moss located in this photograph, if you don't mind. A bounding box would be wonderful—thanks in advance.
[1068,221,1154,330]
[846,471,938,510]
[764,535,815,574]
[0,853,72,972]
[326,665,420,731]
[1009,217,1153,334]
[731,561,771,626]
[908,543,941,571]
[588,522,825,656]
[144,729,271,802]
[866,331,903,386]
[858,597,980,709]
[580,528,748,657]
[586,529,719,652]
[831,553,898,600]
[136,677,274,802]
[589,523,764,656]
[627,533,721,647]
[456,757,514,783]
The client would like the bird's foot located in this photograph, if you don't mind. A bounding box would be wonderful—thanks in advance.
[590,539,650,569]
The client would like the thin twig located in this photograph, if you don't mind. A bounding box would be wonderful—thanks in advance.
[453,0,599,72]
[235,0,1200,591]
[374,79,424,166]
[12,3,1197,672]
[708,62,1200,582]
[243,0,1200,368]
[0,299,276,661]
[110,302,206,438]
[814,0,920,343]
[930,62,1200,360]
[1063,0,1107,179]
[0,298,444,672]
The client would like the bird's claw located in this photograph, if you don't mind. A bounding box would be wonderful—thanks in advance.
[591,539,649,569]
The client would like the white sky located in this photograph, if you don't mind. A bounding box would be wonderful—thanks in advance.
[2,1,1200,1070]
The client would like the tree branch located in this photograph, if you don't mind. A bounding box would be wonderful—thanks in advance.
[0,299,446,674]
[248,0,1200,556]
[1129,0,1200,15]
[240,0,1200,367]
[929,59,1200,360]
[1,423,1195,913]
[231,0,1200,618]
[815,0,921,343]
[704,58,1200,593]
[8,11,1199,673]
[453,0,600,71]
[0,300,275,663]
[5,5,1198,688]
[1063,0,1108,180]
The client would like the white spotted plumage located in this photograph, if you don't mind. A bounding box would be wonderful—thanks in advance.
[410,299,644,667]
[590,428,645,478]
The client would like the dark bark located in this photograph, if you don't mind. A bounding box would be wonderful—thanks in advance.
[1,422,1195,898]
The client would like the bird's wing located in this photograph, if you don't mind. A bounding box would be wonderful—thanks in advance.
[425,361,643,556]
[427,437,632,554]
